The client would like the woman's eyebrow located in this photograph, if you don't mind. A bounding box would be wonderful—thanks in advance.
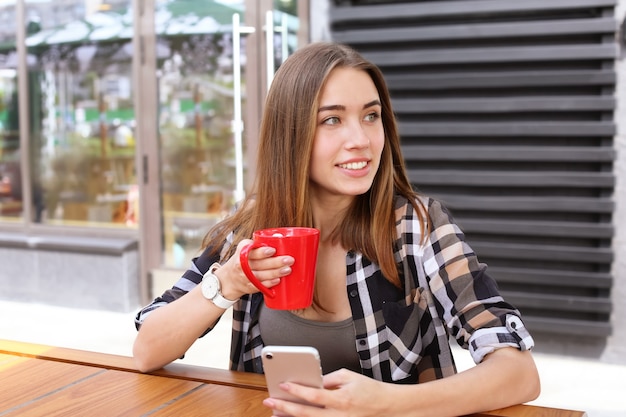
[364,99,381,109]
[318,100,381,113]
[318,104,345,113]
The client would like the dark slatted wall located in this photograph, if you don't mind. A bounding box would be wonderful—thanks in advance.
[330,0,617,337]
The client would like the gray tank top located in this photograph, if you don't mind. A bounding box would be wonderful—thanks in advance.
[258,303,362,374]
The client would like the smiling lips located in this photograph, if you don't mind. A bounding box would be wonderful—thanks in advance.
[337,161,368,170]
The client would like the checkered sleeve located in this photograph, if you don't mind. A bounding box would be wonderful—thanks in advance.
[134,245,220,330]
[422,198,534,363]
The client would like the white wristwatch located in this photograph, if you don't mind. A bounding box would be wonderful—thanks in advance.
[201,263,238,309]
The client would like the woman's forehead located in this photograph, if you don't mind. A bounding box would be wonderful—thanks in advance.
[318,67,380,108]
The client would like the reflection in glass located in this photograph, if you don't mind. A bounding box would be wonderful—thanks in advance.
[157,1,244,266]
[26,0,136,227]
[156,1,299,266]
[0,2,21,221]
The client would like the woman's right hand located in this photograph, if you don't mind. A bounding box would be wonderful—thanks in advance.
[216,239,295,301]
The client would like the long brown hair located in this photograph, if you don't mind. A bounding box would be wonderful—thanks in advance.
[202,42,428,288]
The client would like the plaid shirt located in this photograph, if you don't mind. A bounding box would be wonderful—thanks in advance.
[136,195,534,383]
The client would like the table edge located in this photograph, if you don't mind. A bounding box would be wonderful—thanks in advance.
[0,338,266,390]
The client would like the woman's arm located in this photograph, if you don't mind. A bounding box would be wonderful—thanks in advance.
[263,347,540,417]
[133,240,294,372]
[393,348,540,416]
[132,284,230,373]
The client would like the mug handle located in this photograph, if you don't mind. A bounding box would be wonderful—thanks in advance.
[239,241,276,299]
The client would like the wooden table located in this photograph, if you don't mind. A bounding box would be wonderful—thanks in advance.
[0,339,586,417]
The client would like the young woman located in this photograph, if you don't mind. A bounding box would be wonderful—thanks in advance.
[133,42,540,417]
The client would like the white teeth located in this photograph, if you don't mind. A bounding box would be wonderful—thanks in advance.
[338,161,367,170]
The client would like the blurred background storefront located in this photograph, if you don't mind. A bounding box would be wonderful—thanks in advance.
[0,0,306,311]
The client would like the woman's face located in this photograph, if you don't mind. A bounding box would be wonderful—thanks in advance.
[309,67,385,202]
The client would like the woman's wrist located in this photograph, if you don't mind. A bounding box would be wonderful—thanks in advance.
[212,267,243,301]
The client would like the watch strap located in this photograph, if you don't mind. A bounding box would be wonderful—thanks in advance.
[211,292,238,309]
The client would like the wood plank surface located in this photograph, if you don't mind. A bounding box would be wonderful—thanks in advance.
[0,339,266,390]
[2,369,202,417]
[0,357,103,412]
[0,353,25,369]
[0,340,589,417]
[151,383,271,417]
[472,404,587,417]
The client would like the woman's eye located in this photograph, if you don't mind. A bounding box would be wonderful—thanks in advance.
[323,116,340,125]
[364,112,380,122]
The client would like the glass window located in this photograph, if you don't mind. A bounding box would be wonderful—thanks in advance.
[157,0,244,266]
[156,0,300,267]
[0,2,21,221]
[26,0,136,227]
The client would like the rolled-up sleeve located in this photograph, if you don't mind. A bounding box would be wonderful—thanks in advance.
[468,314,534,363]
[423,199,534,363]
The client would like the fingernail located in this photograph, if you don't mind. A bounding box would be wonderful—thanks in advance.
[282,256,294,264]
[279,267,291,275]
[263,247,276,256]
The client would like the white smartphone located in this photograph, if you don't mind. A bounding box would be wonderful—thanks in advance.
[261,345,324,415]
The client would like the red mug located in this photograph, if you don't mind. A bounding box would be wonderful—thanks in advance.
[239,227,320,310]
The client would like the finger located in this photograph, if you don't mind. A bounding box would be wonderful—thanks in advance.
[263,396,325,417]
[322,369,351,389]
[278,382,327,409]
[235,238,253,252]
[251,245,277,260]
[246,255,294,276]
[252,277,281,290]
[235,239,275,260]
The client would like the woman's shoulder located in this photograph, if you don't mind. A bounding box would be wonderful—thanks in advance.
[394,193,456,227]
[393,193,439,215]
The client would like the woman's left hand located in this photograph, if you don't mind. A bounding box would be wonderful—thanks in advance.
[262,369,393,417]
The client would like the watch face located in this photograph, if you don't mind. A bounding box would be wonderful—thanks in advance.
[202,275,219,299]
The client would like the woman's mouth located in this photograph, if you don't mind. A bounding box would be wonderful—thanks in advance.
[337,161,368,170]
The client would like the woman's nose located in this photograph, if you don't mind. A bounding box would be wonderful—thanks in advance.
[346,123,370,148]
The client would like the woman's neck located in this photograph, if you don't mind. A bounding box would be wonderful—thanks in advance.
[310,195,354,242]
